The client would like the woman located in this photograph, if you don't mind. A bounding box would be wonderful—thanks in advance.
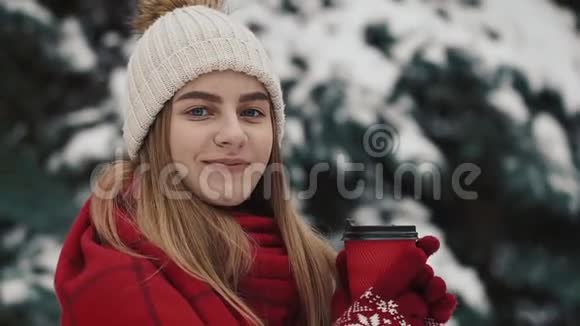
[54,1,457,325]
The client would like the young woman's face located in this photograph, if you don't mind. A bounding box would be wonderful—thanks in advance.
[169,70,274,207]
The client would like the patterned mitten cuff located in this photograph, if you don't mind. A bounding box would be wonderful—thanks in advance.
[333,287,444,326]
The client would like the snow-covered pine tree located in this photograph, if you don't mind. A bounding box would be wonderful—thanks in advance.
[1,0,579,325]
[0,1,132,324]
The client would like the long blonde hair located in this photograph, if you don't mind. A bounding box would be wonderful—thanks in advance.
[90,98,339,325]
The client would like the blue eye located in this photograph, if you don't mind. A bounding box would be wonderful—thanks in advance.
[187,107,208,117]
[242,108,264,117]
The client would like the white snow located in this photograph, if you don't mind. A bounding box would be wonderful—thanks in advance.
[1,226,26,250]
[45,91,126,171]
[232,0,404,104]
[61,107,106,126]
[0,0,52,24]
[48,123,120,171]
[448,0,580,113]
[0,278,33,305]
[236,0,580,123]
[283,117,305,146]
[110,67,129,119]
[341,86,385,126]
[382,97,446,166]
[57,17,97,72]
[230,0,579,169]
[489,81,530,124]
[29,236,61,276]
[102,31,122,48]
[532,113,580,210]
[533,113,574,169]
[350,205,383,225]
[121,34,138,59]
[28,236,62,291]
[0,235,62,304]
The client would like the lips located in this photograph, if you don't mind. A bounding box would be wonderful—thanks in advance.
[202,160,249,166]
[204,162,249,167]
[202,158,249,165]
[201,159,250,172]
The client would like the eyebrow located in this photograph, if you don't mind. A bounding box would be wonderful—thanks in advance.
[174,91,270,103]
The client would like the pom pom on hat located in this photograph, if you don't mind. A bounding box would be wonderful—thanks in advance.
[131,0,226,33]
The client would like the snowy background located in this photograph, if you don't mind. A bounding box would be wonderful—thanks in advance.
[1,0,580,325]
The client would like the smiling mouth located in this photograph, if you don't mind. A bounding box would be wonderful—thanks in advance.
[202,161,249,166]
[202,161,250,171]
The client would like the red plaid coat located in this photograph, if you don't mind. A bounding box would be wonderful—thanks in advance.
[54,196,433,326]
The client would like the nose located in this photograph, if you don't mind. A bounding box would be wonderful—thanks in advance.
[213,114,248,149]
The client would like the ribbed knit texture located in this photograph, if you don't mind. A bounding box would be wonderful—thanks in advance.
[232,212,301,324]
[123,5,285,159]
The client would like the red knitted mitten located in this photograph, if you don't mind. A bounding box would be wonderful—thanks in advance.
[334,240,455,326]
[334,246,429,325]
[413,236,457,323]
[333,237,457,325]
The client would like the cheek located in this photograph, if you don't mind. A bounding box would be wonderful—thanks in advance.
[169,119,205,163]
[252,122,274,163]
[169,121,205,193]
[259,138,273,164]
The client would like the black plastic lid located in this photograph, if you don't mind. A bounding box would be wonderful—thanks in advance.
[342,220,418,240]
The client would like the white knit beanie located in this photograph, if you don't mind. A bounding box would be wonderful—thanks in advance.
[122,1,285,159]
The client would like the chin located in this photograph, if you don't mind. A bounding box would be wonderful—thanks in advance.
[190,179,258,208]
[197,185,252,207]
[202,196,248,207]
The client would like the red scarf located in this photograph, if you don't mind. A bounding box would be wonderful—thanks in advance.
[54,196,301,326]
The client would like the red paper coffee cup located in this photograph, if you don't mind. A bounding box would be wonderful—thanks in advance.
[342,220,418,299]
